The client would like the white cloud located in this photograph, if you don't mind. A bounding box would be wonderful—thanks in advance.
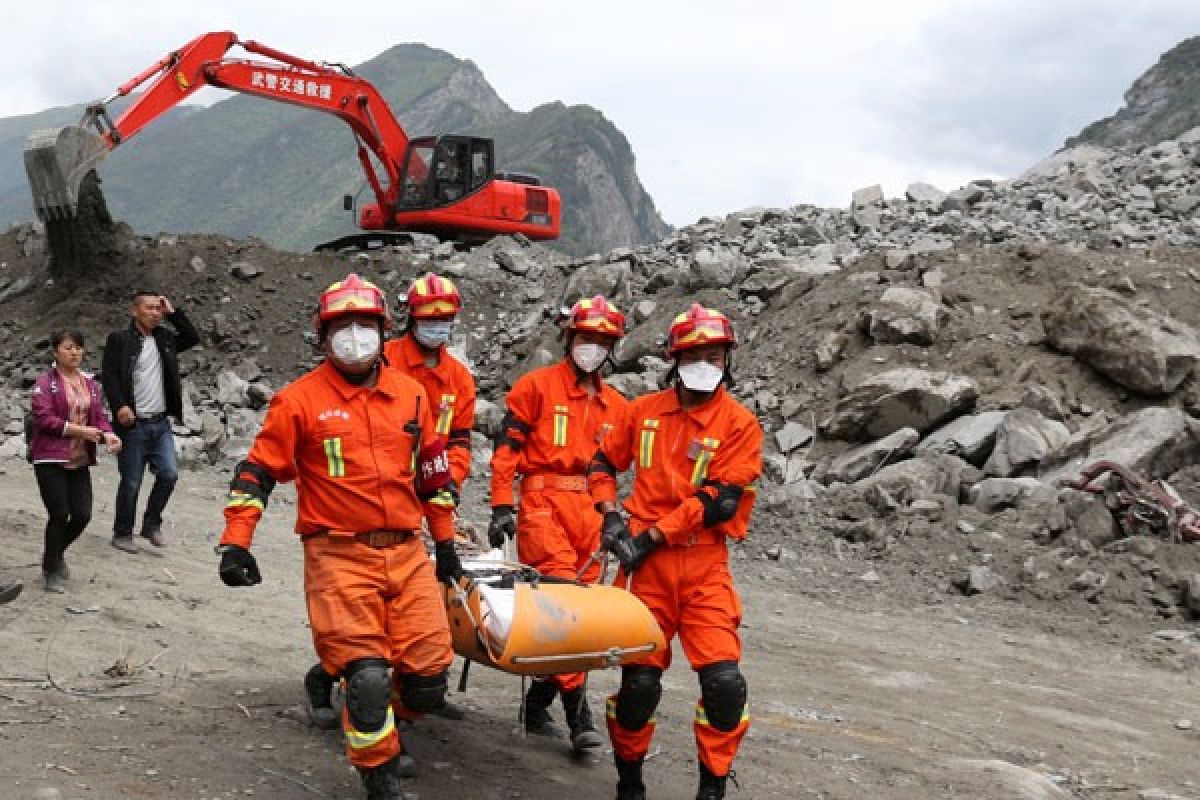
[2,1,1198,227]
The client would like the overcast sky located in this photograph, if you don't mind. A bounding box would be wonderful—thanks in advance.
[4,1,1198,227]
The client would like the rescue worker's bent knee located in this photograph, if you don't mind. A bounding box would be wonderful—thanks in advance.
[344,658,392,731]
[698,661,747,732]
[615,665,662,731]
[398,671,448,713]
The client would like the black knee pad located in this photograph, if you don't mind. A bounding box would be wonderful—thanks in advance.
[698,661,747,732]
[399,670,448,713]
[344,658,391,732]
[615,665,662,731]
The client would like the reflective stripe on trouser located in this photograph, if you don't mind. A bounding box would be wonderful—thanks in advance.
[341,704,400,768]
[516,487,602,693]
[694,700,750,777]
[302,534,453,767]
[611,531,748,771]
[605,693,657,763]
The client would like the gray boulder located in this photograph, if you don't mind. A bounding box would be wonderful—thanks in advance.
[851,184,884,208]
[1041,285,1200,394]
[1039,407,1200,483]
[968,477,1057,513]
[917,410,1006,466]
[216,370,250,407]
[561,258,633,308]
[984,409,1070,477]
[774,421,814,455]
[905,182,948,206]
[861,287,948,346]
[815,332,849,373]
[1058,487,1120,546]
[853,453,973,502]
[687,247,738,290]
[825,369,979,440]
[822,428,919,485]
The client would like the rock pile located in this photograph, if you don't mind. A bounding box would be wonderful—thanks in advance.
[3,125,1200,625]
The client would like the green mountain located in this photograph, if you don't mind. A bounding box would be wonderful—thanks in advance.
[1066,36,1200,148]
[0,43,668,256]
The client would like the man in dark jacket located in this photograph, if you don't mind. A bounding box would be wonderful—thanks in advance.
[101,292,199,552]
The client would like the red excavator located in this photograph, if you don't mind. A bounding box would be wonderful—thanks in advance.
[23,31,560,250]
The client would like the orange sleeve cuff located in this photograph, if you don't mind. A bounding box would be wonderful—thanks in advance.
[655,497,705,546]
[219,517,257,550]
[589,474,618,505]
[490,480,516,508]
[425,507,456,543]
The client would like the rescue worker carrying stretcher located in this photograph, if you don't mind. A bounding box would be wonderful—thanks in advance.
[488,295,629,754]
[590,304,762,800]
[216,274,464,800]
[303,272,477,729]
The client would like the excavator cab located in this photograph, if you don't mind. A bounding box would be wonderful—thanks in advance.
[398,135,492,209]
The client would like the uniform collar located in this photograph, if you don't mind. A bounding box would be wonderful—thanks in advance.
[556,357,609,404]
[320,360,398,400]
[395,333,438,369]
[661,384,726,426]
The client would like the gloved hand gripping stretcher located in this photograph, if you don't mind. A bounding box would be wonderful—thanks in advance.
[444,553,665,676]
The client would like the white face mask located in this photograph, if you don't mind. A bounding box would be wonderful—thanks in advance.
[414,319,455,349]
[571,342,610,374]
[677,360,724,392]
[329,323,381,366]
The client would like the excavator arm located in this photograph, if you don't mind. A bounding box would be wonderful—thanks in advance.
[26,31,415,222]
[24,31,560,245]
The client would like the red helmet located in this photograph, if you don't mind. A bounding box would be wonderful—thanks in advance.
[666,304,736,355]
[406,273,462,319]
[564,295,626,338]
[315,273,390,332]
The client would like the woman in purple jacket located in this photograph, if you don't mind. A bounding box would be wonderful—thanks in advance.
[30,331,121,593]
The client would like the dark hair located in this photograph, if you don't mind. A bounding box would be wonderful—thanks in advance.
[51,330,85,350]
[132,290,159,302]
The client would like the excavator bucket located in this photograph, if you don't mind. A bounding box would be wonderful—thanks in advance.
[23,126,110,222]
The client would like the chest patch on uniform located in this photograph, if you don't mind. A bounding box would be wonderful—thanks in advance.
[638,419,660,468]
[595,422,614,445]
[689,437,720,485]
[553,404,569,447]
[436,393,456,436]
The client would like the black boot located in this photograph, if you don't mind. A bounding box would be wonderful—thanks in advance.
[696,760,728,800]
[615,756,646,800]
[524,678,561,736]
[304,663,340,730]
[358,755,404,800]
[561,688,603,752]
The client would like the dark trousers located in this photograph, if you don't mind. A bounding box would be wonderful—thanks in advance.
[114,417,179,538]
[34,463,93,574]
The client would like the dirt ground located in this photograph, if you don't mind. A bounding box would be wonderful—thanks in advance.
[0,462,1196,800]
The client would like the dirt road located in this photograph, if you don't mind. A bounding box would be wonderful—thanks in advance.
[0,464,1196,800]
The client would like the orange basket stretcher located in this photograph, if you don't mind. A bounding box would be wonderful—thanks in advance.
[444,558,666,677]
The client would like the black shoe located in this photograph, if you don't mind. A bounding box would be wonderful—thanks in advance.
[562,688,603,752]
[615,756,646,800]
[55,559,70,580]
[304,664,340,730]
[430,697,466,720]
[358,755,408,800]
[696,761,729,800]
[524,679,561,736]
[0,580,22,605]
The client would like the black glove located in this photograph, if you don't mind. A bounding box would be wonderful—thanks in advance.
[435,540,464,586]
[601,510,630,551]
[611,531,660,574]
[218,545,262,587]
[488,505,516,549]
[701,483,745,528]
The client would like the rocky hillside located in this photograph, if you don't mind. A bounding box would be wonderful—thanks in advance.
[0,43,668,256]
[2,125,1200,633]
[1067,35,1200,148]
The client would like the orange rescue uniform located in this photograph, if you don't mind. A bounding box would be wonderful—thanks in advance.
[220,361,454,769]
[384,334,476,487]
[490,356,627,692]
[590,384,761,777]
